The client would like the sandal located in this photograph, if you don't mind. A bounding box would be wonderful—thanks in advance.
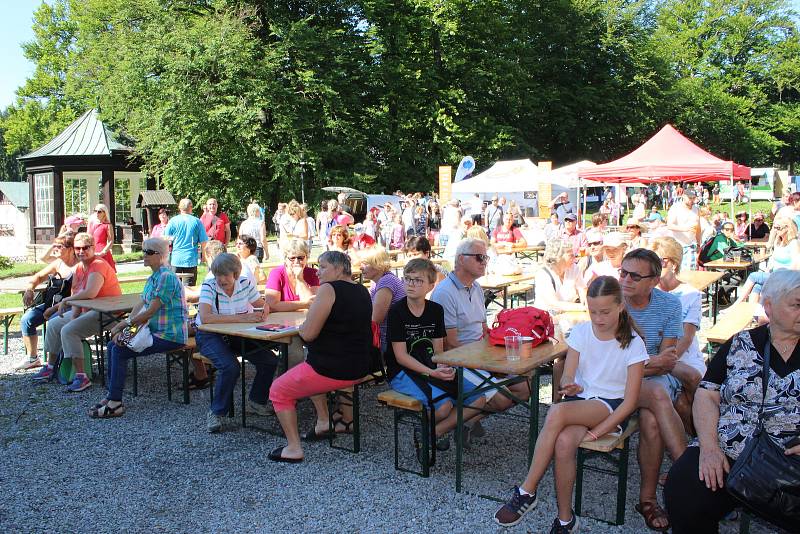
[334,418,354,435]
[267,446,303,464]
[635,500,670,532]
[89,402,126,419]
[301,425,334,441]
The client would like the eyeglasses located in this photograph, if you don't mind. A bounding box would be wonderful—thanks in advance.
[52,244,64,249]
[774,225,786,231]
[74,245,91,251]
[287,256,306,262]
[618,268,657,282]
[95,209,104,214]
[404,277,425,286]
[462,253,489,263]
[143,249,161,256]
[722,227,734,232]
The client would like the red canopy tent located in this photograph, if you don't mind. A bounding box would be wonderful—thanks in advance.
[578,124,750,183]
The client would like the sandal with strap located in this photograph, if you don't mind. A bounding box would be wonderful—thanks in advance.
[89,402,126,419]
[335,418,354,435]
[635,500,670,532]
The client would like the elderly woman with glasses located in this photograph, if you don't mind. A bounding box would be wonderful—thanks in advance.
[88,203,116,271]
[235,234,266,285]
[533,238,586,313]
[16,234,80,370]
[264,238,319,312]
[88,238,188,418]
[268,251,372,462]
[33,233,122,392]
[746,212,770,241]
[734,217,800,305]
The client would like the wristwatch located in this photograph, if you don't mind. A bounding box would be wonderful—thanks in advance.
[125,318,132,326]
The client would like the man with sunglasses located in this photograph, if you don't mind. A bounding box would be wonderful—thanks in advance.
[431,238,529,442]
[619,248,684,531]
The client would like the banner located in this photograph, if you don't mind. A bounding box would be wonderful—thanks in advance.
[454,156,475,182]
[438,166,452,203]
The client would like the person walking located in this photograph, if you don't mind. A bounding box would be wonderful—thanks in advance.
[164,198,208,285]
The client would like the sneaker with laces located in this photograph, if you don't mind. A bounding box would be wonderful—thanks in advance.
[66,373,91,392]
[470,420,487,438]
[548,512,579,534]
[15,357,43,371]
[207,411,223,433]
[32,365,54,381]
[246,399,274,416]
[494,486,538,527]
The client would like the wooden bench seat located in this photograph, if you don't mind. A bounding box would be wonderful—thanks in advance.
[378,389,423,411]
[0,306,24,354]
[579,417,639,453]
[705,301,758,345]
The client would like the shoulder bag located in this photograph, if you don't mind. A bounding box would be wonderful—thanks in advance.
[726,335,800,531]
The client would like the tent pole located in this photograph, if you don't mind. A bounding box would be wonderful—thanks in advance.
[582,180,587,229]
[730,175,734,221]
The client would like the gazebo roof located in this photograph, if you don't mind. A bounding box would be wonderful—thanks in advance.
[0,181,29,208]
[19,109,134,161]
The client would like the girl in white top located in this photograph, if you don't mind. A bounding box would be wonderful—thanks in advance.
[494,276,648,529]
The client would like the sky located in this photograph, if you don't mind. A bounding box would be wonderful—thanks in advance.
[1,0,799,111]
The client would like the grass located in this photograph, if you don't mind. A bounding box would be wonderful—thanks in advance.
[614,199,775,225]
[0,250,143,280]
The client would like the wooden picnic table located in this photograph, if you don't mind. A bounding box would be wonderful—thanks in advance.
[478,272,537,308]
[678,270,726,323]
[704,301,758,345]
[433,336,568,492]
[197,311,305,427]
[431,245,445,258]
[495,244,545,261]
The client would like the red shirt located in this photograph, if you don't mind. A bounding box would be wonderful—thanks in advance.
[493,226,523,244]
[200,212,230,242]
[354,234,376,249]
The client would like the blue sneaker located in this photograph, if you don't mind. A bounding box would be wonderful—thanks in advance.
[549,512,579,534]
[494,486,538,527]
[32,365,54,381]
[66,374,91,392]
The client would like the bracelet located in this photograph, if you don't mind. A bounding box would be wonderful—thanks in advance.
[586,431,598,441]
[125,318,132,326]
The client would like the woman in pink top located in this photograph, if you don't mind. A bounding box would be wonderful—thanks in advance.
[264,239,320,311]
[149,208,169,239]
[88,203,116,271]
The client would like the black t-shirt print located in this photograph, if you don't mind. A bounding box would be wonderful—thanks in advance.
[385,297,446,380]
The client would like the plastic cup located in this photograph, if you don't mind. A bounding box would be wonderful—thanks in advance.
[504,335,522,361]
[731,250,742,263]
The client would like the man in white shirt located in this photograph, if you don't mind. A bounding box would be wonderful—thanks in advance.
[469,193,484,225]
[666,191,700,271]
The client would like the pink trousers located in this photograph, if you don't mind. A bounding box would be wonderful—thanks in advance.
[269,362,359,412]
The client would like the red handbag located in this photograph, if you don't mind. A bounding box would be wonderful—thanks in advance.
[488,306,554,347]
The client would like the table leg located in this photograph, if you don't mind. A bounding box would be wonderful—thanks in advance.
[502,287,508,309]
[712,280,718,325]
[241,338,247,429]
[2,314,11,355]
[528,369,540,465]
[455,366,464,493]
[97,314,106,385]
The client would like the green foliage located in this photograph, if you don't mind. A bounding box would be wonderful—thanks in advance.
[1,0,799,211]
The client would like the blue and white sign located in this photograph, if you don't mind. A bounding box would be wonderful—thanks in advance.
[454,156,475,182]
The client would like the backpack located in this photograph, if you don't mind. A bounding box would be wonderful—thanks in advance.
[54,341,94,384]
[488,306,555,347]
[697,234,718,266]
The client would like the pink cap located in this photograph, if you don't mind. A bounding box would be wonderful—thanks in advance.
[64,215,84,226]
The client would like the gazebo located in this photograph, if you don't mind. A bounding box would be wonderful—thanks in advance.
[18,109,154,247]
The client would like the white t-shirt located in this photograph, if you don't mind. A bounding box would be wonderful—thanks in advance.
[667,203,698,246]
[470,197,484,216]
[441,205,461,233]
[533,264,585,310]
[567,321,649,400]
[582,260,620,286]
[670,283,707,376]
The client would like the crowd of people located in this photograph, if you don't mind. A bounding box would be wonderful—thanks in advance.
[12,185,800,534]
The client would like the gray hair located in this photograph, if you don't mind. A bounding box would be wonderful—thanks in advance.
[542,238,573,266]
[761,270,800,306]
[455,238,485,258]
[142,237,170,265]
[281,238,310,259]
[319,250,351,276]
[204,240,227,265]
[210,253,242,278]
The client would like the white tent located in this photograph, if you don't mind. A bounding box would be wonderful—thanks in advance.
[451,159,540,194]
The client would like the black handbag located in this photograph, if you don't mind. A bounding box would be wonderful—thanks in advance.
[31,273,72,309]
[726,337,800,532]
[723,245,752,262]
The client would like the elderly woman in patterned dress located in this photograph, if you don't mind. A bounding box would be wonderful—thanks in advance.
[664,269,800,533]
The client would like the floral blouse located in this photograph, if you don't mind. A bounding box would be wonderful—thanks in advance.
[697,325,800,460]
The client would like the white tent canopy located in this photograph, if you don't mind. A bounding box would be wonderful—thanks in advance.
[451,159,540,194]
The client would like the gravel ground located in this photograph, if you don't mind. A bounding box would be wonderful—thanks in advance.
[0,334,773,534]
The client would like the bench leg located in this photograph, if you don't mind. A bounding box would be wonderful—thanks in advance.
[574,449,585,516]
[181,351,190,405]
[352,384,361,453]
[1,314,12,355]
[420,407,430,478]
[393,409,401,471]
[132,356,138,396]
[166,353,173,402]
[616,441,631,525]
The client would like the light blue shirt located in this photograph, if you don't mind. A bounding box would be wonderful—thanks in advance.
[626,288,683,355]
[430,272,486,345]
[164,214,208,268]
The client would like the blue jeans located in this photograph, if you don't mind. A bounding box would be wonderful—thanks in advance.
[21,303,47,336]
[746,271,770,295]
[196,331,278,415]
[107,336,183,401]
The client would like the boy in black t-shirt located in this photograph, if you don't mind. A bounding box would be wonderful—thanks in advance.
[386,258,486,442]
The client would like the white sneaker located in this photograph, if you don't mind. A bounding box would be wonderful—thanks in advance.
[246,399,274,417]
[207,411,223,433]
[14,357,42,370]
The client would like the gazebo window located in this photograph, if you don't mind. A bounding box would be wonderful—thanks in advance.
[115,177,131,222]
[34,172,54,227]
[64,177,89,215]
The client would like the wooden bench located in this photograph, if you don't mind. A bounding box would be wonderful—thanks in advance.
[326,371,386,454]
[164,337,198,404]
[574,416,639,526]
[377,389,434,477]
[506,283,533,308]
[0,307,24,355]
[705,301,758,345]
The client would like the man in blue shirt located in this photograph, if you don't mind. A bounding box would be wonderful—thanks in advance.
[164,198,208,285]
[620,248,684,531]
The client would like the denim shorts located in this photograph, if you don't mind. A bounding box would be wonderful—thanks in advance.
[390,370,483,410]
[647,373,682,402]
[563,395,629,432]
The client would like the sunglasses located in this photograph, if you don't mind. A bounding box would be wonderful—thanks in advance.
[774,225,786,231]
[74,245,91,251]
[722,227,734,232]
[287,256,306,262]
[143,249,161,256]
[462,253,490,263]
[588,241,603,247]
[618,268,657,282]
